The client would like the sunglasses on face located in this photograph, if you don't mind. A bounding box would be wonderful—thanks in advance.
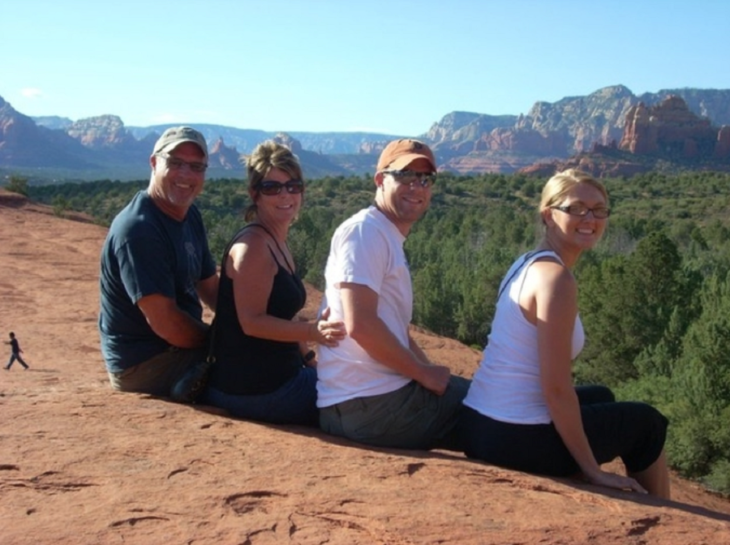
[255,179,305,196]
[156,153,208,173]
[552,203,611,219]
[381,170,437,188]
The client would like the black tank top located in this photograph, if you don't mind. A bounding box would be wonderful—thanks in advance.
[207,225,307,395]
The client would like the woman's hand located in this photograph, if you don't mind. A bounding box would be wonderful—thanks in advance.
[583,468,648,494]
[310,307,346,347]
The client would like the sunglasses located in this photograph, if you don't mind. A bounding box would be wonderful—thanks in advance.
[255,179,305,196]
[381,170,436,188]
[156,153,208,173]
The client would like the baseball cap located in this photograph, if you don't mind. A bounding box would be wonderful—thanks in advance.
[376,139,436,172]
[153,126,208,160]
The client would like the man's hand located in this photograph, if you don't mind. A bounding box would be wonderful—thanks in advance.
[415,364,451,395]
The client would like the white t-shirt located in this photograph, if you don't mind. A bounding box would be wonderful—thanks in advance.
[463,250,585,424]
[316,206,413,407]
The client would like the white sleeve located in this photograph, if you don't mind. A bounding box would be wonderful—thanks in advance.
[329,221,388,295]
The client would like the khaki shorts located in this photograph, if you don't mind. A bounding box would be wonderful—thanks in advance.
[319,376,470,451]
[107,347,206,397]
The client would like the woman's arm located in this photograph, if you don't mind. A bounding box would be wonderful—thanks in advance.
[532,260,646,493]
[230,231,345,347]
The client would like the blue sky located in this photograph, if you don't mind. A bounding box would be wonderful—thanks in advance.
[3,0,729,136]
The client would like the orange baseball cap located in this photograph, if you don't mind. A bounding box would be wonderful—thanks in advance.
[376,139,436,172]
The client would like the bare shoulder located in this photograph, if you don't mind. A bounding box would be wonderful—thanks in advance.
[531,257,575,288]
[227,228,275,273]
[524,257,577,309]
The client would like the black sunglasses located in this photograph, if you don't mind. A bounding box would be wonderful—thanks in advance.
[255,179,305,196]
[381,170,436,188]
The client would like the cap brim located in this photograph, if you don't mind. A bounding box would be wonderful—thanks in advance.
[159,140,208,159]
[386,153,436,172]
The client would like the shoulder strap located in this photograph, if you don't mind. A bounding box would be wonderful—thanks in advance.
[206,222,299,358]
[247,223,295,274]
[496,250,558,301]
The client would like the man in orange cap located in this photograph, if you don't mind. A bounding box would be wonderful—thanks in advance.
[316,139,470,450]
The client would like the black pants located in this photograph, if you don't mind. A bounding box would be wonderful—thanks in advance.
[458,385,668,475]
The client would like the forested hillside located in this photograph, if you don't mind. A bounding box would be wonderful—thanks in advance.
[26,171,730,496]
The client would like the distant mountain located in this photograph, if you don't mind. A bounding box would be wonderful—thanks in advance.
[0,97,96,170]
[31,115,73,130]
[639,88,730,126]
[422,85,730,173]
[125,124,400,155]
[1,85,728,182]
[520,95,730,178]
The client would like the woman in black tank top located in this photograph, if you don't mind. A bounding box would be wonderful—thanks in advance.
[202,141,346,425]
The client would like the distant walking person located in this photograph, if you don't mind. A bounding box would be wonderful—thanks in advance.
[4,332,29,370]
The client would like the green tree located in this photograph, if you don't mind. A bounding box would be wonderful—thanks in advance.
[577,232,693,385]
[6,175,29,196]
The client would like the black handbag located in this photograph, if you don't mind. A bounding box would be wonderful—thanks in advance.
[169,223,276,404]
[169,321,218,404]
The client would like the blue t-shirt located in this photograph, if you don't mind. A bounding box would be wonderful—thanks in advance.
[98,191,216,372]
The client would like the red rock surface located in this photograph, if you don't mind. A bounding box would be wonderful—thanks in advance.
[1,189,729,544]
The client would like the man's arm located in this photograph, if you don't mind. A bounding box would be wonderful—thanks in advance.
[196,273,219,312]
[341,282,450,395]
[408,336,433,366]
[137,294,209,348]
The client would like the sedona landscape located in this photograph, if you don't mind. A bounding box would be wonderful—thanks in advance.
[1,84,730,183]
[1,189,730,544]
[2,83,730,543]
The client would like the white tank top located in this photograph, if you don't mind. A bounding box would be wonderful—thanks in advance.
[463,250,585,424]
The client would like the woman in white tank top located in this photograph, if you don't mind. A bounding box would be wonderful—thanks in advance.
[459,169,670,498]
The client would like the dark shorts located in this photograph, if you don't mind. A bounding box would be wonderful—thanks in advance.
[320,375,471,451]
[201,366,319,427]
[458,385,668,475]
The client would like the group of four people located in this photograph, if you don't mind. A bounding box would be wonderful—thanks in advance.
[98,127,670,498]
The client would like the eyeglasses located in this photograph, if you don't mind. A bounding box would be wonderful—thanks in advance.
[381,170,436,188]
[552,204,611,219]
[157,153,208,173]
[255,179,305,196]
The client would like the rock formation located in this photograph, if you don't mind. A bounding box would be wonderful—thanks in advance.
[272,132,303,153]
[208,137,242,169]
[66,115,138,149]
[0,97,93,168]
[515,85,637,153]
[716,126,730,159]
[619,96,718,159]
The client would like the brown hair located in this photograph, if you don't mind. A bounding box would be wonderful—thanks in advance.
[242,141,304,221]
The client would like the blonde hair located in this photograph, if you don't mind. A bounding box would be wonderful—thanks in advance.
[539,168,608,214]
[242,141,304,221]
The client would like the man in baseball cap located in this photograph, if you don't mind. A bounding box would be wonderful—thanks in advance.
[98,126,219,396]
[153,126,209,161]
[315,138,470,451]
